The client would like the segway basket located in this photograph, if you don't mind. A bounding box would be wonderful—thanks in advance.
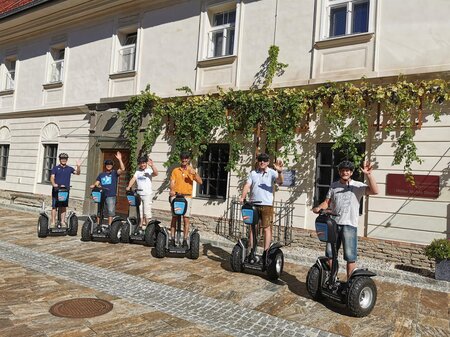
[241,202,259,226]
[126,190,141,206]
[57,189,69,202]
[91,190,102,204]
[171,196,187,216]
[315,213,338,244]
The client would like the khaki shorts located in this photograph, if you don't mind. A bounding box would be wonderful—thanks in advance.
[258,205,274,228]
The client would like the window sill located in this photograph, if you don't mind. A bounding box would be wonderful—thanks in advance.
[314,32,374,49]
[197,55,237,68]
[0,89,14,96]
[109,70,136,79]
[43,82,63,90]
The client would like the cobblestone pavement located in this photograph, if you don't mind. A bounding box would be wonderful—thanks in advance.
[0,207,448,337]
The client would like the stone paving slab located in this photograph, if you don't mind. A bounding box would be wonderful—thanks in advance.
[0,240,338,337]
[0,207,448,337]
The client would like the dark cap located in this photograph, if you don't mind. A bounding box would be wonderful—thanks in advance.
[337,160,355,171]
[104,159,114,166]
[257,153,270,162]
[138,156,148,163]
[59,153,69,159]
[180,151,191,159]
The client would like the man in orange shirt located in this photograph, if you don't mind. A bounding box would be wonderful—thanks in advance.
[169,151,203,247]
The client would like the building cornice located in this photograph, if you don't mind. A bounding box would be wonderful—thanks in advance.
[0,105,89,119]
[0,0,187,45]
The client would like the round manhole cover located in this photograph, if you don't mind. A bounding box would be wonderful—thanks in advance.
[49,298,113,318]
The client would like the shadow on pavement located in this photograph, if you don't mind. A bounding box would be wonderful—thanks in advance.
[202,243,233,272]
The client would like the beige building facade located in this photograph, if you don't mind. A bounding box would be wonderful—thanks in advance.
[0,0,448,246]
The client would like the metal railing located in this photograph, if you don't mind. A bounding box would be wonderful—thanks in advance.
[216,196,294,246]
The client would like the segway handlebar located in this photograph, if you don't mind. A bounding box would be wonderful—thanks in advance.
[317,208,339,217]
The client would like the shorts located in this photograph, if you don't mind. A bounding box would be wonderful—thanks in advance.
[104,196,116,217]
[139,194,153,219]
[257,205,274,229]
[326,224,358,262]
[52,189,69,208]
[170,196,192,217]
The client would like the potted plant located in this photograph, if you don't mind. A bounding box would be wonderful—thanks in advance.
[425,238,450,281]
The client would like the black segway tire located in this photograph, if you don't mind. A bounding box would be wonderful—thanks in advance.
[267,248,284,280]
[347,276,377,317]
[121,222,130,243]
[68,215,78,236]
[144,222,157,246]
[189,232,200,260]
[155,232,166,258]
[37,215,48,238]
[81,220,92,241]
[109,220,123,244]
[230,244,243,272]
[306,264,323,300]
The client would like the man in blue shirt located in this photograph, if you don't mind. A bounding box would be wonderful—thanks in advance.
[50,153,81,227]
[92,151,125,225]
[239,153,284,254]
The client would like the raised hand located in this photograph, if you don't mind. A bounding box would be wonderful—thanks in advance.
[361,162,374,175]
[115,151,122,160]
[148,158,154,167]
[273,159,284,172]
[76,159,81,166]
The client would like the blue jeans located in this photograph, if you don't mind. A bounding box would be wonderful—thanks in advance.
[326,224,357,262]
[104,196,116,217]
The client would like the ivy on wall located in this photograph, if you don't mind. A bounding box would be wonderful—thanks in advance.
[120,46,449,178]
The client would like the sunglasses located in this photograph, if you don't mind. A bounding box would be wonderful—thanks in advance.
[258,159,269,163]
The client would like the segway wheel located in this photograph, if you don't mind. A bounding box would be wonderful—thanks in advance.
[347,276,377,317]
[155,232,166,258]
[109,220,123,244]
[189,232,200,260]
[37,215,48,238]
[121,222,130,243]
[230,244,243,272]
[306,264,322,300]
[81,220,92,242]
[267,248,284,280]
[68,215,78,236]
[144,222,157,247]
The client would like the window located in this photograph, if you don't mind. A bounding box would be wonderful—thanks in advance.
[0,144,9,180]
[42,144,58,183]
[3,58,16,91]
[197,144,230,199]
[118,32,137,72]
[327,0,370,38]
[49,48,65,83]
[314,143,365,211]
[208,9,236,58]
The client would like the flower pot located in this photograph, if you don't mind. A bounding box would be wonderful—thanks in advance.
[435,259,450,281]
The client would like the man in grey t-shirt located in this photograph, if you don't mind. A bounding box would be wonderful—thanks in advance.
[313,160,379,280]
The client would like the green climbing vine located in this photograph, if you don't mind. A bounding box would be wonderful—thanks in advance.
[119,46,449,178]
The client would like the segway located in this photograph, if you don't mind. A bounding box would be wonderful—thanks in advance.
[230,200,284,280]
[80,186,123,243]
[121,189,160,246]
[306,209,377,317]
[155,194,200,259]
[37,186,78,237]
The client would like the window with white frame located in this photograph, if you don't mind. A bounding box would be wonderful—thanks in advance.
[2,58,16,91]
[0,144,9,180]
[207,8,236,58]
[326,0,370,38]
[49,48,65,83]
[42,144,58,183]
[117,32,137,72]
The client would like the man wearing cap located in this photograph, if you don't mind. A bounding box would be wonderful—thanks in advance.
[239,153,284,259]
[50,153,81,227]
[92,151,125,225]
[169,151,203,247]
[126,155,158,230]
[313,160,379,280]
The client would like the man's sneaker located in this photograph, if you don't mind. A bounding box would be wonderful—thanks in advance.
[182,239,188,248]
[169,239,175,247]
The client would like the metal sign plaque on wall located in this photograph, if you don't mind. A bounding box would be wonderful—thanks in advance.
[386,174,440,199]
[281,170,296,187]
